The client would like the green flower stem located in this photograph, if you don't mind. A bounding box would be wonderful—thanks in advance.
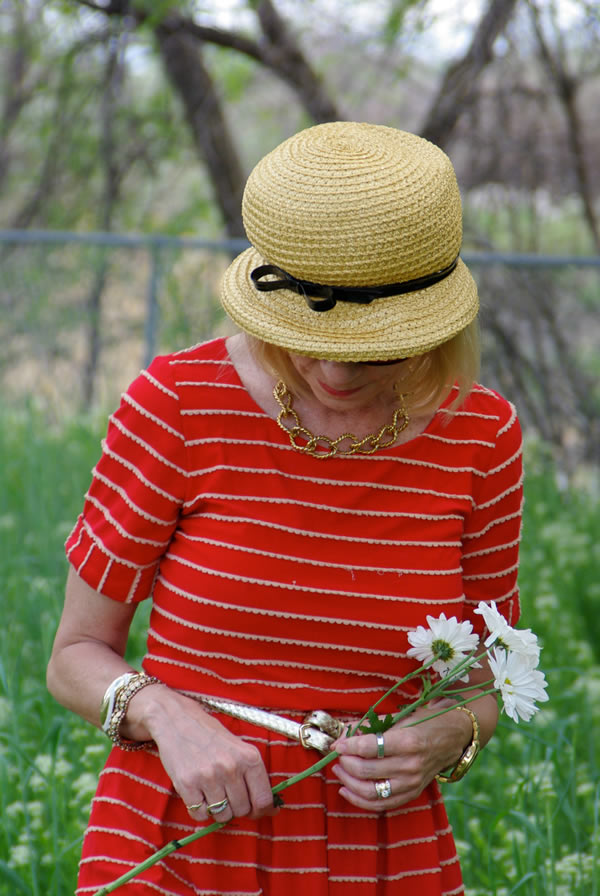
[92,751,341,895]
[91,821,228,895]
[347,662,430,736]
[271,750,339,795]
[437,678,496,697]
[399,687,498,728]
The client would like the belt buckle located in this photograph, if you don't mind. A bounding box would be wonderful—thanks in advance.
[298,721,317,750]
[299,710,345,751]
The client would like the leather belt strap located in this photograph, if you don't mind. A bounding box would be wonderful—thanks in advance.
[200,695,345,754]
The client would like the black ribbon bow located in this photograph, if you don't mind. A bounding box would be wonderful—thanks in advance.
[250,257,459,312]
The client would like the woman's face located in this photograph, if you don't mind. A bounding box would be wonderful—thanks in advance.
[288,354,406,412]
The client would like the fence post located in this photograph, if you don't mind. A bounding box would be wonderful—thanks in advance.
[144,243,163,368]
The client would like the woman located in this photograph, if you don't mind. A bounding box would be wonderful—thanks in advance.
[48,122,523,895]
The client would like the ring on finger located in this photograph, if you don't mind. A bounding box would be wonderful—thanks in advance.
[207,797,229,816]
[375,732,385,759]
[375,779,392,800]
[186,801,205,811]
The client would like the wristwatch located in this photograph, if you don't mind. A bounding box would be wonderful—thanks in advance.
[435,705,480,783]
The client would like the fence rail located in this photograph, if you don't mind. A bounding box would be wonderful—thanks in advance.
[1,230,598,470]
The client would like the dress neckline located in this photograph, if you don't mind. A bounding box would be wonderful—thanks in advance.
[219,336,448,454]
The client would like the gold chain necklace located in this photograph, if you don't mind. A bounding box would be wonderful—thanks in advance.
[272,380,409,458]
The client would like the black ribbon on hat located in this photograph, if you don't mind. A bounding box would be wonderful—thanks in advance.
[250,256,459,312]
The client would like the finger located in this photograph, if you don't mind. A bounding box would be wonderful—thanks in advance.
[332,763,388,803]
[333,768,395,812]
[333,732,376,759]
[185,798,207,819]
[336,752,396,781]
[337,784,395,812]
[333,766,419,812]
[205,793,234,822]
[243,755,279,818]
[216,772,253,820]
[334,729,395,762]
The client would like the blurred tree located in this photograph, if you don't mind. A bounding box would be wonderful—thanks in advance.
[70,0,344,236]
[420,0,520,147]
[0,0,598,448]
[527,0,600,251]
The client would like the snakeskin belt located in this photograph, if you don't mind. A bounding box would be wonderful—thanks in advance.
[200,695,345,754]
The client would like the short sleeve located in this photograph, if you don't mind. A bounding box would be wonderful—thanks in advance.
[65,355,188,603]
[462,396,523,635]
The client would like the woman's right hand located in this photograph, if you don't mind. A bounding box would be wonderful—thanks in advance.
[47,571,274,825]
[126,684,278,823]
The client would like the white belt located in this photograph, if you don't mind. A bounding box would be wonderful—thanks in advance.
[200,695,345,754]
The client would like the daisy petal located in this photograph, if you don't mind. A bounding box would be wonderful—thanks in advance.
[489,647,549,722]
[407,613,479,682]
[475,601,541,665]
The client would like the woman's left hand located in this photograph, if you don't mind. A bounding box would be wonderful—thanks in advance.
[330,701,472,811]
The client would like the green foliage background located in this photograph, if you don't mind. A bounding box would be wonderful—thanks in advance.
[0,404,598,895]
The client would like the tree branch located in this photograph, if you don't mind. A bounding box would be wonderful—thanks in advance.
[527,0,600,251]
[71,0,341,122]
[154,24,246,238]
[420,0,519,148]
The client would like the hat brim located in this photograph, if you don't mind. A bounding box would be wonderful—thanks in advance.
[220,247,479,362]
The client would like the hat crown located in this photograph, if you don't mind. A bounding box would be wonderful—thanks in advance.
[242,122,463,288]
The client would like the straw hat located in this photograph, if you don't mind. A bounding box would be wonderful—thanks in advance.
[220,121,478,361]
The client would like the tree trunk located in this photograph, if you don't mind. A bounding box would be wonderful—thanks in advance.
[82,30,123,407]
[154,25,246,239]
[528,0,600,252]
[420,0,519,148]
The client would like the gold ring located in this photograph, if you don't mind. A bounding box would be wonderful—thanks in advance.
[375,732,385,759]
[206,797,229,815]
[186,802,205,811]
[375,779,392,800]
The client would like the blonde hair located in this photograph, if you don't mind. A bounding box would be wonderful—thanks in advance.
[245,320,480,418]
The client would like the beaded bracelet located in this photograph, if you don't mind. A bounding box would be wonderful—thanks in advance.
[104,672,162,751]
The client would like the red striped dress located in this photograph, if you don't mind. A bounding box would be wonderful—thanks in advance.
[66,337,523,896]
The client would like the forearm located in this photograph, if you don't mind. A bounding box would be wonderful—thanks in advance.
[47,567,173,739]
[418,690,498,775]
[47,637,136,730]
[392,688,496,779]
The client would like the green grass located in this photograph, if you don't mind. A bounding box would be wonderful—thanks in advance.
[0,406,598,895]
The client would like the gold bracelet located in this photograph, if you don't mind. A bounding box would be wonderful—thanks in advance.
[105,672,162,751]
[435,705,480,783]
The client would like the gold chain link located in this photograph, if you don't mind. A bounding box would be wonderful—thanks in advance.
[272,380,409,458]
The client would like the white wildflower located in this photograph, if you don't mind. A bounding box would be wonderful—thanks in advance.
[489,647,549,722]
[33,754,53,776]
[474,601,541,664]
[407,613,480,682]
[8,843,31,868]
[5,801,25,818]
[54,757,73,778]
[71,771,99,799]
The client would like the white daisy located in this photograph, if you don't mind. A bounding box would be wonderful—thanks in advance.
[474,601,541,665]
[489,647,549,722]
[407,613,480,682]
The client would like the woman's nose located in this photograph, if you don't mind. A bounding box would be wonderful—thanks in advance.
[318,360,357,382]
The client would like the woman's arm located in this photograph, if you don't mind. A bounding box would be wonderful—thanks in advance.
[47,567,138,727]
[47,568,277,822]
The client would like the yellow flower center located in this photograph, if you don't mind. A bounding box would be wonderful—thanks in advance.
[431,639,454,661]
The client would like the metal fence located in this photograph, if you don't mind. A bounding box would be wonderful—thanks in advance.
[1,229,599,470]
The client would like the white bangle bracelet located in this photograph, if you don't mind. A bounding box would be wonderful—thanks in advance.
[100,672,137,733]
[104,672,162,751]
